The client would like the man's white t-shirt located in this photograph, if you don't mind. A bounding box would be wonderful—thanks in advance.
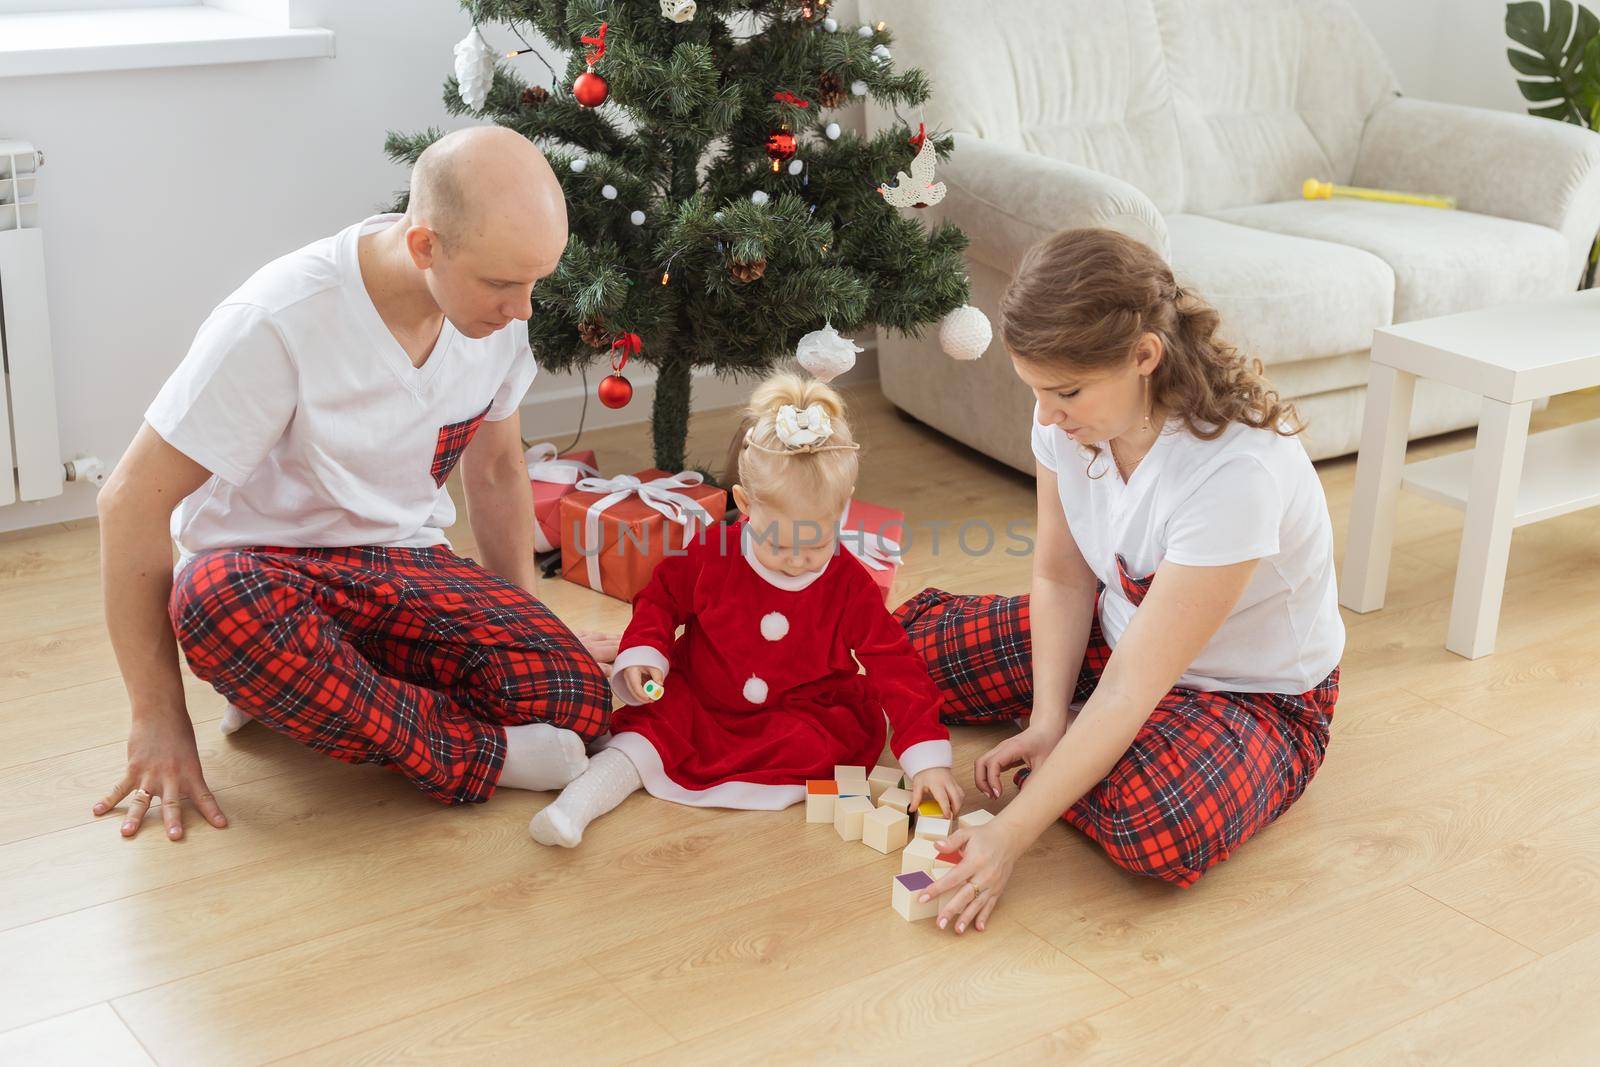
[147,214,538,560]
[1032,407,1344,694]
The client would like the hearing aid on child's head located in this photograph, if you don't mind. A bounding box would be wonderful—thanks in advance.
[642,678,664,701]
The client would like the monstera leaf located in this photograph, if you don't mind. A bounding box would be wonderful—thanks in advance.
[1507,0,1600,126]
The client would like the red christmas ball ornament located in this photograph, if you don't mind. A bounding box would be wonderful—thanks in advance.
[574,68,609,108]
[597,372,633,408]
[599,331,642,408]
[765,125,797,171]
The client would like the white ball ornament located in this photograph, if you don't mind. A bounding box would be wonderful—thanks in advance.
[824,122,841,140]
[750,190,769,205]
[601,184,618,200]
[787,159,804,175]
[795,323,864,382]
[939,303,994,361]
[857,24,873,37]
[760,611,790,641]
[823,16,838,31]
[569,157,588,173]
[872,44,891,63]
[743,676,770,704]
[660,0,696,22]
[630,210,646,225]
[851,79,869,97]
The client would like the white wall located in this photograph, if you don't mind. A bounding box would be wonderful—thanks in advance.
[1347,0,1527,113]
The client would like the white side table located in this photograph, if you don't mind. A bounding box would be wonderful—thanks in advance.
[1340,289,1600,659]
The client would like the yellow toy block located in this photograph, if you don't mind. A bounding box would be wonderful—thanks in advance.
[916,798,944,818]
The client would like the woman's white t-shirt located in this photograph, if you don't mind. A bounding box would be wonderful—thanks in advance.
[146,214,538,559]
[1032,407,1344,694]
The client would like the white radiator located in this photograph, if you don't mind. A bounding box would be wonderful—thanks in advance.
[0,139,62,506]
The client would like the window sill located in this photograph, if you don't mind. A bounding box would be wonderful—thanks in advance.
[0,5,335,79]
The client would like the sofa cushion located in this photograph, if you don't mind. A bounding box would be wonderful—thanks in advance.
[1207,200,1573,322]
[1158,0,1398,212]
[1166,214,1393,367]
[862,0,1187,214]
[1260,350,1372,399]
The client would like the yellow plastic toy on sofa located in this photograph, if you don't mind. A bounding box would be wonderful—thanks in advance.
[1302,178,1456,210]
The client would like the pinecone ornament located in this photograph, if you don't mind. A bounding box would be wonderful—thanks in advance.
[816,72,847,109]
[577,319,611,347]
[730,257,767,283]
[520,85,549,108]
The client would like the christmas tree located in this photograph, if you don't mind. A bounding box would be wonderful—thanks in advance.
[387,0,985,474]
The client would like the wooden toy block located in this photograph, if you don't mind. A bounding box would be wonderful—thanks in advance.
[916,798,945,818]
[641,679,664,701]
[891,870,939,922]
[900,837,939,875]
[805,779,839,823]
[877,787,913,814]
[914,815,953,843]
[868,765,902,801]
[834,764,868,786]
[833,795,875,841]
[958,809,996,831]
[933,849,963,873]
[861,807,909,854]
[837,781,871,799]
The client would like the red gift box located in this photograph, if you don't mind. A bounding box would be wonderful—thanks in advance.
[560,468,728,602]
[526,443,600,553]
[838,498,905,605]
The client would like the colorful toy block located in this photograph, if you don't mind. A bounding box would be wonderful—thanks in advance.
[891,870,939,922]
[641,678,664,701]
[958,809,996,831]
[833,795,875,841]
[834,764,868,784]
[861,807,909,854]
[805,779,839,823]
[868,765,902,801]
[933,849,963,873]
[916,798,945,818]
[834,765,870,797]
[914,815,953,843]
[900,837,939,875]
[876,786,913,814]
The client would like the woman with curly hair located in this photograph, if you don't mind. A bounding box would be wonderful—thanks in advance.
[898,228,1345,932]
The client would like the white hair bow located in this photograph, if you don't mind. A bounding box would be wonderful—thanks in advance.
[774,403,834,449]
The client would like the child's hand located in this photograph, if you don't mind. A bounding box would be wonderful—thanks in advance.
[909,767,964,819]
[620,665,664,704]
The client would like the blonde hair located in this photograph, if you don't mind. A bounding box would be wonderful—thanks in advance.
[1001,228,1303,459]
[727,370,859,514]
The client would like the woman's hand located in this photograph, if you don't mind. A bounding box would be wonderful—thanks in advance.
[908,766,964,818]
[619,664,664,704]
[973,723,1063,799]
[92,708,227,841]
[920,819,1026,934]
[576,630,621,667]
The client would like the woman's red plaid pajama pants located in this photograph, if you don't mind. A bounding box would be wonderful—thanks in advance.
[893,575,1337,888]
[170,545,611,804]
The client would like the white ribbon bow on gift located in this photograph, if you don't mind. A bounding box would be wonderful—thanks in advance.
[571,471,718,591]
[526,443,602,552]
[837,501,903,572]
[525,442,601,485]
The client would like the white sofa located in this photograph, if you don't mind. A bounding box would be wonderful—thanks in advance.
[860,0,1600,465]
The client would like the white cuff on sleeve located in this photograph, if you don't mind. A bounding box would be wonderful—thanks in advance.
[896,739,954,781]
[610,644,671,705]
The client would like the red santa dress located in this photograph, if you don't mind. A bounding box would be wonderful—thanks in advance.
[602,519,951,809]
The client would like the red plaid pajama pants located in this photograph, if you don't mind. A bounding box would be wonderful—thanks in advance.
[170,545,610,804]
[893,577,1337,888]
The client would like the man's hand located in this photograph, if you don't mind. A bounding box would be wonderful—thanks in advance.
[93,707,227,840]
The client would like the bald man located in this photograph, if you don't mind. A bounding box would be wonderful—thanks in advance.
[93,128,613,842]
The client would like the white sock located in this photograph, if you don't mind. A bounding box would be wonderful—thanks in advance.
[497,723,590,792]
[529,747,642,848]
[219,703,252,736]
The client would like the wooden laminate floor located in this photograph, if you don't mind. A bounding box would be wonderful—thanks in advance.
[2,384,1598,1065]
